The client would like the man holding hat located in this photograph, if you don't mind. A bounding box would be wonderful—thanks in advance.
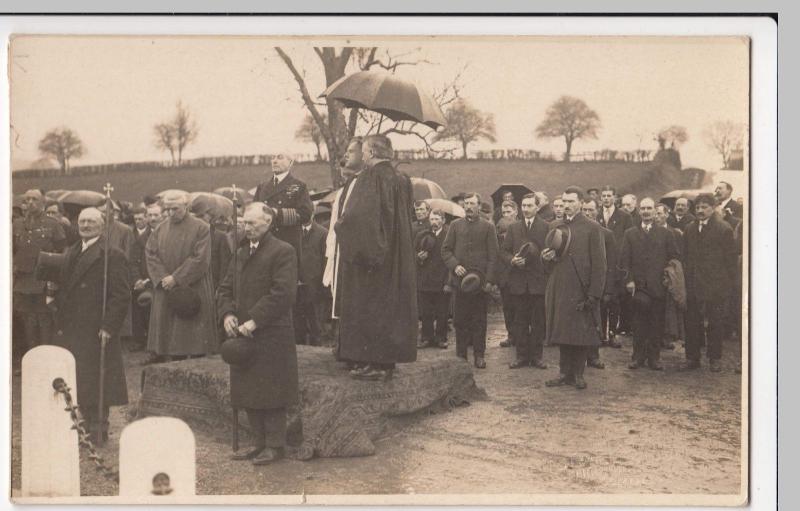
[415,209,450,350]
[441,192,499,369]
[542,186,607,390]
[217,202,299,465]
[501,193,550,369]
[619,198,680,370]
[146,191,217,361]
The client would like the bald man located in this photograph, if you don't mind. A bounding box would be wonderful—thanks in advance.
[13,189,66,355]
[145,191,217,361]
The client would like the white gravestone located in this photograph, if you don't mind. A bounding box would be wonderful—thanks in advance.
[21,345,80,497]
[119,417,196,499]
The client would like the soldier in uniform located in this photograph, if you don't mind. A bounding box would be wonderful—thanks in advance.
[13,189,66,356]
[253,153,314,282]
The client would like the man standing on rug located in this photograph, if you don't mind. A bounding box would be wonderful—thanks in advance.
[543,186,606,390]
[334,134,418,381]
[146,191,217,361]
[48,207,129,440]
[441,192,499,369]
[218,203,299,465]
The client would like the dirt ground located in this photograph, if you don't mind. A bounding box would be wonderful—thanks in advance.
[11,313,743,498]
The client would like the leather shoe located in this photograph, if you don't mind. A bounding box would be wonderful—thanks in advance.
[230,446,265,461]
[587,359,605,369]
[509,359,529,369]
[499,339,513,348]
[531,359,548,369]
[709,359,722,372]
[574,376,587,390]
[545,374,574,387]
[252,447,285,465]
[474,356,486,369]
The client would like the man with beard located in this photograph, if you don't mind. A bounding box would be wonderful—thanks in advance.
[682,193,737,372]
[442,192,499,369]
[497,200,519,348]
[49,207,129,440]
[667,197,695,233]
[146,191,217,360]
[502,193,549,369]
[543,187,606,390]
[334,135,417,380]
[415,209,450,350]
[619,198,680,370]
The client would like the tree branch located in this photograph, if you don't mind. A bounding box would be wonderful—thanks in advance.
[275,47,334,145]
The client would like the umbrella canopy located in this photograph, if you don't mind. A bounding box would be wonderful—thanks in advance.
[189,192,234,220]
[155,189,190,200]
[213,187,253,205]
[59,190,105,207]
[320,71,446,130]
[425,198,465,218]
[411,177,446,201]
[45,189,69,201]
[490,184,534,208]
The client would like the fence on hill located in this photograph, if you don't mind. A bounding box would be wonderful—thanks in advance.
[13,148,655,178]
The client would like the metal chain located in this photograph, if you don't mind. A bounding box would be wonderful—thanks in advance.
[51,377,119,483]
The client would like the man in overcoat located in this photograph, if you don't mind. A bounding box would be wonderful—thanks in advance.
[295,217,328,345]
[501,193,549,369]
[543,187,606,390]
[130,205,152,351]
[415,209,450,350]
[667,198,696,233]
[597,186,631,347]
[441,192,499,369]
[682,193,738,372]
[146,191,217,360]
[218,203,299,465]
[619,198,680,370]
[334,135,418,380]
[48,208,129,439]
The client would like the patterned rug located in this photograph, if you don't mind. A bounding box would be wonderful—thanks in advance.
[135,346,484,459]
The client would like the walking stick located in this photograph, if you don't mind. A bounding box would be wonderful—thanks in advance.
[97,182,114,445]
[230,184,240,452]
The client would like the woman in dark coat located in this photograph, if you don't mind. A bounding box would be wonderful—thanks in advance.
[217,205,298,464]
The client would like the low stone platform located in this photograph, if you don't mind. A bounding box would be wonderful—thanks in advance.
[135,345,484,459]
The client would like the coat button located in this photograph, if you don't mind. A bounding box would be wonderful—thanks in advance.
[57,330,63,336]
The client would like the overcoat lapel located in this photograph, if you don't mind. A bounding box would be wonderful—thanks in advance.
[65,240,102,293]
[260,174,293,201]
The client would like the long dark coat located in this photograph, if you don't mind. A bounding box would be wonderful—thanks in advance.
[683,215,737,303]
[217,232,299,410]
[501,217,549,295]
[301,221,328,300]
[599,224,620,295]
[619,224,680,300]
[334,160,418,364]
[51,239,129,408]
[667,212,696,233]
[210,225,233,289]
[414,225,449,292]
[543,214,606,347]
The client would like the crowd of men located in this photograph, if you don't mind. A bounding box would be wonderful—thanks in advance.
[11,136,744,464]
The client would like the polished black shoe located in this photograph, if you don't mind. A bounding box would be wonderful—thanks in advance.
[587,359,605,369]
[545,374,574,387]
[474,356,487,369]
[252,447,285,465]
[509,359,529,369]
[499,339,513,348]
[628,360,643,370]
[574,377,587,390]
[230,446,265,461]
[531,359,549,369]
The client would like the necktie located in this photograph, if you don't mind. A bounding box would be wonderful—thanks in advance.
[526,220,532,231]
[250,243,258,256]
[273,175,279,187]
[699,222,704,233]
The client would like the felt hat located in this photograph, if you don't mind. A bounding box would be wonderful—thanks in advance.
[34,251,66,282]
[136,290,153,307]
[545,224,572,258]
[515,241,539,261]
[416,231,437,252]
[166,286,201,319]
[220,336,258,367]
[459,268,485,294]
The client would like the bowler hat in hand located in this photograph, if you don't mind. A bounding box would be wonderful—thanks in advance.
[459,268,485,294]
[166,286,201,319]
[220,336,258,367]
[136,290,153,307]
[515,241,539,262]
[416,231,437,252]
[35,251,67,282]
[545,224,572,259]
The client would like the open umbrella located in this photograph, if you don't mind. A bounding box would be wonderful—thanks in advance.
[425,198,465,218]
[320,71,446,130]
[59,190,105,207]
[155,189,189,200]
[410,177,446,201]
[490,184,534,208]
[45,189,69,201]
[214,187,253,205]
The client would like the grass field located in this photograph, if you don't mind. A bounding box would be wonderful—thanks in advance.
[11,159,680,205]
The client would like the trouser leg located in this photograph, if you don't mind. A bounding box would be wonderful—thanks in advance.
[245,408,268,449]
[705,299,727,361]
[433,292,450,342]
[261,407,288,448]
[512,293,532,362]
[82,405,110,440]
[632,300,648,363]
[501,288,515,344]
[558,346,570,376]
[685,296,704,362]
[530,295,546,362]
[419,292,435,342]
[453,291,470,358]
[647,298,665,364]
[472,292,488,355]
[571,346,589,379]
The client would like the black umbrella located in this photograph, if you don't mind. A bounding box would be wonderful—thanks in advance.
[491,184,534,208]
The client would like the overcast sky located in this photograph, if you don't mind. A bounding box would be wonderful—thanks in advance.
[9,35,749,171]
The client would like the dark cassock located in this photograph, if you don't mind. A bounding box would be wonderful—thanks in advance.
[253,172,313,281]
[105,218,137,338]
[619,223,679,369]
[145,213,217,356]
[217,231,299,455]
[543,213,606,387]
[48,237,130,437]
[411,217,431,242]
[334,160,418,367]
[294,221,328,345]
[210,224,233,290]
[130,224,152,349]
[414,224,450,349]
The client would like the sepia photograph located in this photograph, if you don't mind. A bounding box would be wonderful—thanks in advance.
[4,18,762,505]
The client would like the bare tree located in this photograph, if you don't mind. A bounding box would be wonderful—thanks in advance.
[433,99,496,159]
[704,120,745,169]
[655,125,689,150]
[37,127,85,174]
[153,122,176,164]
[295,113,327,161]
[275,46,461,187]
[535,96,601,162]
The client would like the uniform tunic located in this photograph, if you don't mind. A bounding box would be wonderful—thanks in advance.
[145,214,217,356]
